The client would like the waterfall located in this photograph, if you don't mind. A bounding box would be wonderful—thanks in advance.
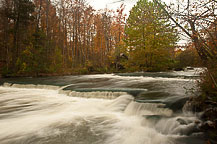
[0,69,205,144]
[3,82,60,90]
[124,101,173,117]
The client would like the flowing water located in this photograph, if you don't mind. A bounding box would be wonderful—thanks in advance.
[0,68,205,144]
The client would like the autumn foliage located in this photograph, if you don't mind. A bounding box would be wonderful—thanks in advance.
[0,0,127,76]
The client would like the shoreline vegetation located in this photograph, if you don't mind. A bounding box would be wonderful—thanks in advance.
[0,66,190,78]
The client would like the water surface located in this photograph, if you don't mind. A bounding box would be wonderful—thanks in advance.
[0,68,205,144]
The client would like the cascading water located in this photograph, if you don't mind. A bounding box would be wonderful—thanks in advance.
[0,69,205,144]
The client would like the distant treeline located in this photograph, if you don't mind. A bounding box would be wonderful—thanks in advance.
[0,0,128,76]
[0,0,213,76]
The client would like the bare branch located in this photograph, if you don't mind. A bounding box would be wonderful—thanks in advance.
[154,0,192,39]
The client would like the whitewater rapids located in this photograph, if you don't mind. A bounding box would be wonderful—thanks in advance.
[0,85,203,144]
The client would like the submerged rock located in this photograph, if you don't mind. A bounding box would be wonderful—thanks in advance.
[186,67,194,70]
[177,118,188,125]
[174,67,184,71]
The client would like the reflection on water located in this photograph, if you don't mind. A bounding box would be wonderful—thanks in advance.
[0,69,205,144]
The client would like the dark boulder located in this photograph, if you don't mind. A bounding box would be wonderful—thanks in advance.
[174,67,184,71]
[201,108,217,121]
[199,121,215,131]
[177,118,188,125]
[186,67,194,70]
[182,97,204,113]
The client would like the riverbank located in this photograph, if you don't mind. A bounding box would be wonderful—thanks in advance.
[1,66,191,78]
[184,93,217,143]
[184,68,217,143]
[0,67,113,78]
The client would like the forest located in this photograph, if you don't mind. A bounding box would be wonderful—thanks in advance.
[0,0,127,76]
[0,0,201,77]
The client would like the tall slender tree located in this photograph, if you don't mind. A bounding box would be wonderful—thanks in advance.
[123,0,178,71]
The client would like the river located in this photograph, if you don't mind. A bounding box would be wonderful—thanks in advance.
[0,68,205,144]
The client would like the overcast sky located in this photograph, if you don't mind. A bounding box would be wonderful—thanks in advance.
[87,0,137,13]
[87,0,174,14]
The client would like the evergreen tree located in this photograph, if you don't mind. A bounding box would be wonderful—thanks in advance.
[123,0,178,71]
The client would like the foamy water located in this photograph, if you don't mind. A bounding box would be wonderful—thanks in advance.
[0,69,205,144]
[0,86,203,144]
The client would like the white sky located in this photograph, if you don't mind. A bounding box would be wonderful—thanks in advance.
[87,0,137,13]
[87,0,174,13]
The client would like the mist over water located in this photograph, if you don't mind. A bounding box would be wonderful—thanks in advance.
[0,69,205,144]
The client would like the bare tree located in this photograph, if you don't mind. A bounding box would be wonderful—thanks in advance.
[154,0,216,62]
